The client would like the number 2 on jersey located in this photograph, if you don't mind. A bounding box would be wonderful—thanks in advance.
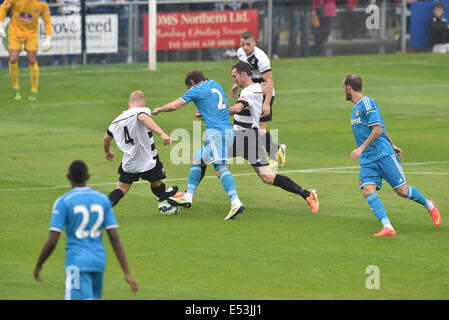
[211,88,226,109]
[124,126,134,145]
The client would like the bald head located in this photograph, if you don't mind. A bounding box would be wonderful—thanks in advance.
[128,90,146,108]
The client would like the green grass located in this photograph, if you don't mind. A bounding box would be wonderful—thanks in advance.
[1,53,448,300]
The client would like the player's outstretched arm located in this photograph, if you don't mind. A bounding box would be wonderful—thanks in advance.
[106,228,138,296]
[350,124,382,161]
[103,133,115,161]
[152,98,186,115]
[33,231,61,281]
[137,113,171,145]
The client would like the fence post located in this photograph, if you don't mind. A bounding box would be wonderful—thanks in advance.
[148,0,157,71]
[127,2,133,64]
[400,0,407,54]
[267,0,273,58]
[81,0,87,65]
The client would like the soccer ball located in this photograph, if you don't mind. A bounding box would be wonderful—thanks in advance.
[158,200,179,215]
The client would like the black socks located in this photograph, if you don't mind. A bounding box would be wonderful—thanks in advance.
[108,189,124,207]
[273,175,310,200]
[151,183,167,201]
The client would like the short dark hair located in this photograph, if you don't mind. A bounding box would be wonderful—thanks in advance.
[344,74,363,92]
[240,31,254,40]
[434,3,444,10]
[185,70,207,87]
[231,62,252,77]
[69,160,88,184]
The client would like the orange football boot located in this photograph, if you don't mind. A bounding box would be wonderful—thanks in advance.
[374,226,397,237]
[173,191,185,198]
[306,189,319,213]
[428,200,441,226]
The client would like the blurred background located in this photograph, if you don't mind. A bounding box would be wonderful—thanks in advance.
[0,0,447,68]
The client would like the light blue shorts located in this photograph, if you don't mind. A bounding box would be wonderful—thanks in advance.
[192,129,234,165]
[65,266,104,300]
[359,153,406,190]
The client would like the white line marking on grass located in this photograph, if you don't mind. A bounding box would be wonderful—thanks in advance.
[1,161,448,193]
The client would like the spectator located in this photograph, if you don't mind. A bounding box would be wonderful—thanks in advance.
[286,0,313,57]
[339,0,358,40]
[272,0,287,59]
[53,0,80,66]
[311,0,337,56]
[86,0,118,64]
[428,3,449,53]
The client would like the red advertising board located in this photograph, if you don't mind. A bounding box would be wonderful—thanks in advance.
[143,10,258,51]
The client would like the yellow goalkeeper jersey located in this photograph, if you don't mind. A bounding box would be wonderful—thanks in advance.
[0,0,52,39]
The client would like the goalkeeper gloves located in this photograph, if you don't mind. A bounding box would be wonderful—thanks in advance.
[0,22,6,38]
[42,36,51,52]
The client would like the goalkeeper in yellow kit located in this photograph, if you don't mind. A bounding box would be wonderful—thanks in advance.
[0,0,52,100]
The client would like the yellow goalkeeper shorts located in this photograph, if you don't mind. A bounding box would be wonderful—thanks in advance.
[8,33,38,51]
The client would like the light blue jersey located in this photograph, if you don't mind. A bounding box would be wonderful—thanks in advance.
[181,80,233,132]
[351,96,394,165]
[50,187,118,273]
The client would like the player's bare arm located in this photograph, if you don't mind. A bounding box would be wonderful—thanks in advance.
[229,102,246,115]
[384,130,403,158]
[137,113,171,146]
[261,71,274,117]
[107,228,138,296]
[350,124,382,161]
[152,98,186,115]
[33,231,61,281]
[103,133,115,161]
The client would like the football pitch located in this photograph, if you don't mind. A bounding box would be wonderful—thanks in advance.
[1,53,448,300]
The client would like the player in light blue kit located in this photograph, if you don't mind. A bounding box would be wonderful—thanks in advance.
[33,160,138,299]
[153,70,244,220]
[343,74,441,236]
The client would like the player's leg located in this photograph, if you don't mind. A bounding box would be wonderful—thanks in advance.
[139,159,178,202]
[8,49,21,100]
[259,97,285,166]
[65,267,94,300]
[25,37,39,100]
[108,181,131,207]
[168,152,205,208]
[92,272,104,300]
[252,165,319,212]
[380,154,441,226]
[209,130,244,220]
[149,179,178,201]
[360,164,396,236]
[27,50,39,100]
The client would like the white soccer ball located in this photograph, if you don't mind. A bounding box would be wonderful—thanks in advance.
[158,200,179,215]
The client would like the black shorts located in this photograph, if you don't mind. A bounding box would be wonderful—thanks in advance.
[229,128,269,167]
[118,157,166,184]
[260,95,275,123]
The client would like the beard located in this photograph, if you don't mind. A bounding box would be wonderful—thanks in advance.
[346,92,352,101]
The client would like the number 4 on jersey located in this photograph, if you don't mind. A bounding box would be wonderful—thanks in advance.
[124,126,134,145]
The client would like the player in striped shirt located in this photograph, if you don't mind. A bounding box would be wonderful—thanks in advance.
[344,74,441,236]
[33,160,137,299]
[103,91,178,208]
[219,62,319,220]
[233,31,286,169]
